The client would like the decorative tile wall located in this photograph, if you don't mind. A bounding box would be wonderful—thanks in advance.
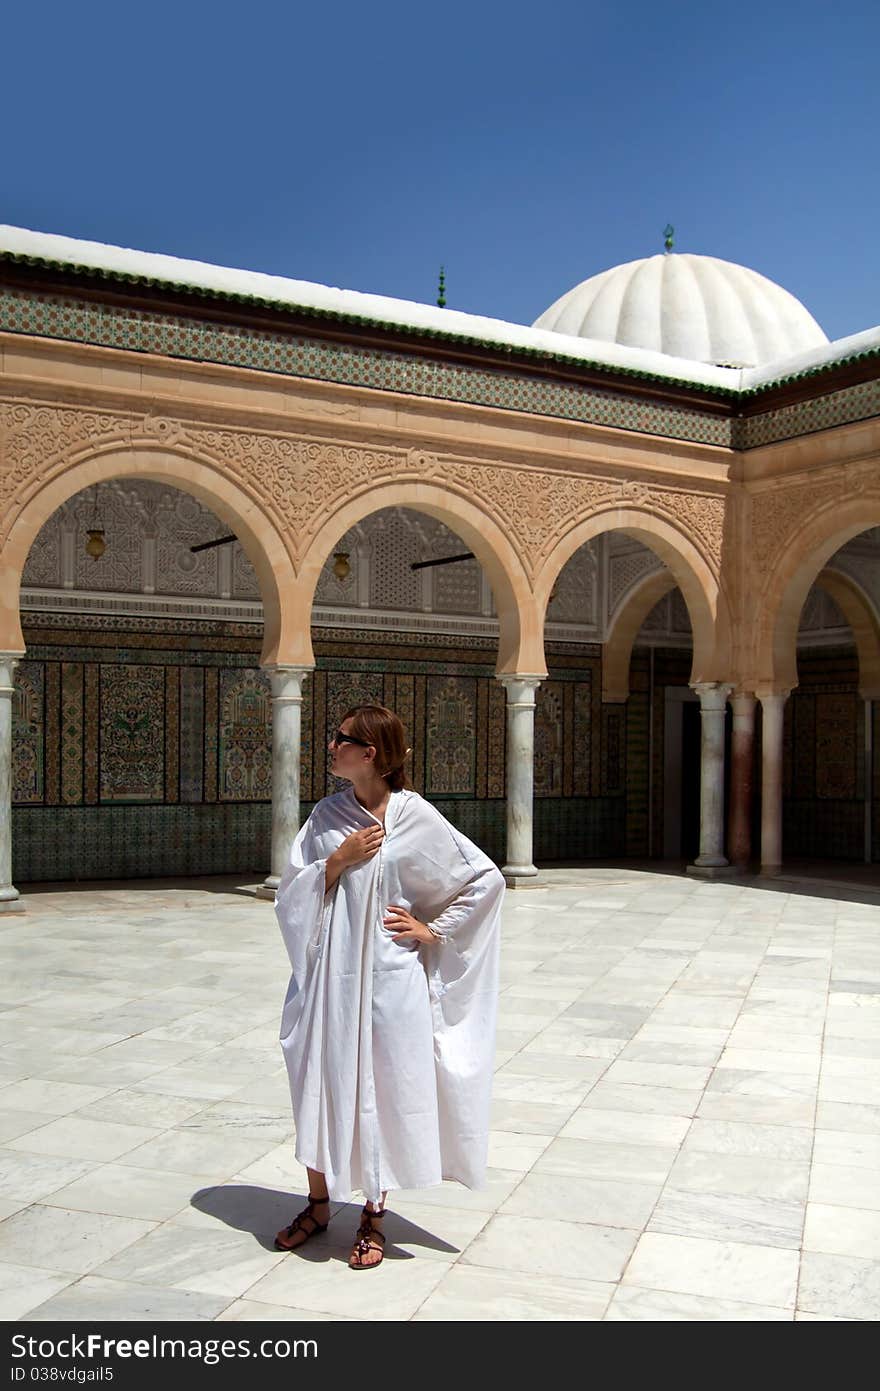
[11,616,620,879]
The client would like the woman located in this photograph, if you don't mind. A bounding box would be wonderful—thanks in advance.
[274,703,504,1270]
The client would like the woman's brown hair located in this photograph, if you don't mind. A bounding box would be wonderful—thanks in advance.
[340,704,411,791]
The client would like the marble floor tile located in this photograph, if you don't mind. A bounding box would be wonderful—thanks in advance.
[0,1261,77,1320]
[605,1285,792,1320]
[797,1251,880,1320]
[682,1118,814,1160]
[803,1203,880,1260]
[669,1149,810,1202]
[0,1151,97,1203]
[535,1136,677,1186]
[4,1116,160,1162]
[716,1048,820,1077]
[0,1204,153,1274]
[117,1128,275,1177]
[558,1106,691,1148]
[76,1089,208,1129]
[490,1072,596,1106]
[492,1053,607,1084]
[388,1170,523,1213]
[26,1274,230,1322]
[42,1162,218,1221]
[601,1059,713,1091]
[461,1213,638,1282]
[809,1163,880,1211]
[580,1082,702,1117]
[813,1128,880,1169]
[818,1075,880,1106]
[501,1169,661,1230]
[487,1130,552,1170]
[0,1110,55,1144]
[91,1222,283,1296]
[705,1068,817,1101]
[414,1264,613,1320]
[489,1099,579,1135]
[0,1079,113,1115]
[623,1231,798,1307]
[815,1102,880,1136]
[696,1093,816,1128]
[648,1188,804,1249]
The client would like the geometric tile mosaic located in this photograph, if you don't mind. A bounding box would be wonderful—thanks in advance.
[2,286,877,451]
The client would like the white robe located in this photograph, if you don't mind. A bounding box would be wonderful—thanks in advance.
[275,786,504,1202]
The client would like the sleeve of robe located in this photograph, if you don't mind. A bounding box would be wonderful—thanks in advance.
[410,804,505,1188]
[274,814,332,1040]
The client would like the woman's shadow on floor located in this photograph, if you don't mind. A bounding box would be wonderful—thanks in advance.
[190,1184,459,1262]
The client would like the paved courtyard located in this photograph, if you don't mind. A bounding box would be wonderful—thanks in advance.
[1,867,879,1322]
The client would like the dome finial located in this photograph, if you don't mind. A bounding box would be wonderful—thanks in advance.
[663,224,675,253]
[436,265,447,308]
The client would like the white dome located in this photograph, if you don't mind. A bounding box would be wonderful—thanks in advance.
[532,253,828,367]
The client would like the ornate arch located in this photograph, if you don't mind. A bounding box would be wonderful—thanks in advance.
[298,481,541,675]
[533,507,730,683]
[754,490,880,692]
[0,437,299,666]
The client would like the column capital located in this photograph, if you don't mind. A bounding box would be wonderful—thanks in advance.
[0,655,21,693]
[756,687,791,705]
[498,674,542,705]
[691,681,733,711]
[262,665,313,703]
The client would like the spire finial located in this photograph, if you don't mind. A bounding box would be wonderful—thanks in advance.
[663,224,675,254]
[437,265,446,308]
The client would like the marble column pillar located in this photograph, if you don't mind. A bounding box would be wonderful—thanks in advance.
[0,657,23,912]
[759,691,788,876]
[728,693,757,869]
[689,682,733,873]
[258,666,312,899]
[499,676,541,885]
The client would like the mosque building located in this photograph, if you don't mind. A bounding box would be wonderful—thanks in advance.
[1,224,878,906]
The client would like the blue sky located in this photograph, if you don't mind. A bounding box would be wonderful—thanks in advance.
[4,1,878,341]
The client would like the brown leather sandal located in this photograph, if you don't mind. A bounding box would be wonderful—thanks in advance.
[274,1194,330,1251]
[348,1204,386,1270]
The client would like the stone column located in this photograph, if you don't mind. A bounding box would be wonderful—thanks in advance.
[759,691,789,876]
[728,692,757,869]
[258,666,312,899]
[499,676,541,885]
[689,682,733,874]
[0,657,23,912]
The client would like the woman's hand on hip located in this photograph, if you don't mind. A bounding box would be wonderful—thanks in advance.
[383,904,434,945]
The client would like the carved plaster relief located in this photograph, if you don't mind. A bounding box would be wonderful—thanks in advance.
[1,403,729,589]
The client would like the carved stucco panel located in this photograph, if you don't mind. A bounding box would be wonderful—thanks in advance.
[3,401,729,587]
[750,469,880,592]
[0,403,127,526]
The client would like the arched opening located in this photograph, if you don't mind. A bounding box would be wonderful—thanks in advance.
[10,464,290,884]
[300,504,512,861]
[533,514,726,867]
[775,532,880,867]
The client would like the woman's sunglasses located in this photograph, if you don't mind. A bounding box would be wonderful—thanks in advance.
[330,729,373,749]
